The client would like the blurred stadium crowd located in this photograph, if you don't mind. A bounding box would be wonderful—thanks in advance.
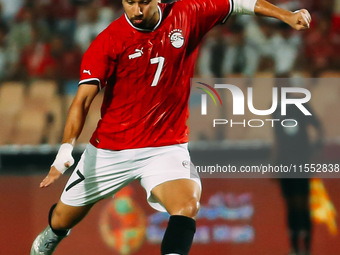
[198,0,340,78]
[0,0,339,145]
[0,0,123,85]
[0,0,339,84]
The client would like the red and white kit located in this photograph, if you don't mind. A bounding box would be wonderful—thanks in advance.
[79,0,233,151]
[63,0,232,210]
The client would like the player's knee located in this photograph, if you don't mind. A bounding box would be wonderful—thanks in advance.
[169,197,200,218]
[51,208,74,230]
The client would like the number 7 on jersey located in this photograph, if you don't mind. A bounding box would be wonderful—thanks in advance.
[150,57,165,87]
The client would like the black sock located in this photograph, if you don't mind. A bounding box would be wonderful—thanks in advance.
[161,215,196,255]
[48,203,69,237]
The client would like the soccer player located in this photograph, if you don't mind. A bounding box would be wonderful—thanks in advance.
[31,0,311,254]
[273,86,323,255]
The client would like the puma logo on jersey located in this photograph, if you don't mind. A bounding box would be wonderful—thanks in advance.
[128,48,143,59]
[83,69,91,75]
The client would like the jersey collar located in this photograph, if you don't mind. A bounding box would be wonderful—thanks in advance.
[124,5,162,32]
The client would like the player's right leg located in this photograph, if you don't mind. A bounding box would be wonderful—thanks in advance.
[30,201,93,255]
[31,143,136,254]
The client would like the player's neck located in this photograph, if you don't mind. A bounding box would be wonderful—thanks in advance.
[146,7,161,30]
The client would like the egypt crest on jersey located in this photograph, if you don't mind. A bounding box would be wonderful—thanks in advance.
[169,29,185,48]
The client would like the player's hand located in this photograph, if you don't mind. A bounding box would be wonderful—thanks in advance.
[40,166,63,188]
[286,9,311,31]
[39,143,75,188]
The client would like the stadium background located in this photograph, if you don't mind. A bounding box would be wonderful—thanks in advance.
[0,0,339,254]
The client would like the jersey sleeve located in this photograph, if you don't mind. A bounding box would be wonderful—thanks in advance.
[181,0,233,39]
[78,30,116,90]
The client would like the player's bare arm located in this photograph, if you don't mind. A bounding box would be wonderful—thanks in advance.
[254,0,311,30]
[40,84,98,188]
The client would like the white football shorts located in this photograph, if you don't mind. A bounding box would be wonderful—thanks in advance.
[60,143,201,212]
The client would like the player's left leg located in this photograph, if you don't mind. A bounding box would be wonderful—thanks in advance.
[151,179,201,255]
[137,143,201,255]
[281,178,311,255]
[295,193,311,255]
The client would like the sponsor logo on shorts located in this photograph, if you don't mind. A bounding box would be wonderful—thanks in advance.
[182,160,190,169]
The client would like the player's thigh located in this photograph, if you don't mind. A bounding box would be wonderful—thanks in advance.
[138,143,201,214]
[151,179,201,218]
[51,200,94,229]
[60,143,134,207]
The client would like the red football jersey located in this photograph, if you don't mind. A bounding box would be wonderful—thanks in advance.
[79,0,232,150]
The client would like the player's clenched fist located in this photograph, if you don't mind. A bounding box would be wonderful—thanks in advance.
[40,143,74,188]
[287,9,312,31]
